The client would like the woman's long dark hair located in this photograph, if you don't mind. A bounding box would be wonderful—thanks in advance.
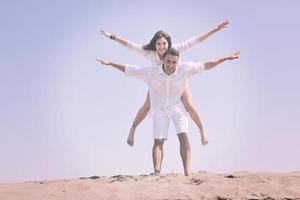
[143,31,172,51]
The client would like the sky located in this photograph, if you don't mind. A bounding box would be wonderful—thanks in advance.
[0,0,300,183]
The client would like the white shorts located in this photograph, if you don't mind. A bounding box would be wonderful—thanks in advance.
[153,104,189,139]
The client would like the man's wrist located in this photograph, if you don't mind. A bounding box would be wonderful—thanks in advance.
[220,57,228,63]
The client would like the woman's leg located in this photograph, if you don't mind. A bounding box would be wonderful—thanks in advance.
[181,83,208,145]
[127,91,150,146]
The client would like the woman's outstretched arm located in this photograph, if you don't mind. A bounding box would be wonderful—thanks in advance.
[197,20,229,43]
[100,29,146,56]
[100,29,129,47]
[174,20,229,52]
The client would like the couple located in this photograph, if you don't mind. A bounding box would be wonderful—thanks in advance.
[97,21,240,176]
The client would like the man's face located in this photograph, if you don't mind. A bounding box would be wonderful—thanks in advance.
[163,54,179,75]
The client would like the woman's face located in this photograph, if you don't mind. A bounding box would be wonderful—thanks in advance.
[155,37,169,56]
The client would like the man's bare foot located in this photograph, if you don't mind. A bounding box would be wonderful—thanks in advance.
[154,170,161,175]
[127,127,135,147]
[150,171,161,176]
[184,170,192,176]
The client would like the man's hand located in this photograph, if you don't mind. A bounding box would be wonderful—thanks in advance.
[217,20,229,30]
[227,51,240,60]
[96,58,111,65]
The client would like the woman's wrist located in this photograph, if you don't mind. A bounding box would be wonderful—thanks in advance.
[110,34,116,40]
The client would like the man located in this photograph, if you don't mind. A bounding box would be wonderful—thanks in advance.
[97,48,240,176]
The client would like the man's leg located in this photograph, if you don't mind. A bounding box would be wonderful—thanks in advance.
[152,139,165,174]
[152,111,169,174]
[172,105,191,176]
[177,132,191,176]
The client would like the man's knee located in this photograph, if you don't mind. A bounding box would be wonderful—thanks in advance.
[177,133,190,145]
[154,139,164,147]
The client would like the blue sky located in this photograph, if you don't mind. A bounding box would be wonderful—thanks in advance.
[0,0,300,183]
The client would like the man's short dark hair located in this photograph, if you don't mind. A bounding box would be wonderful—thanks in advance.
[163,47,179,59]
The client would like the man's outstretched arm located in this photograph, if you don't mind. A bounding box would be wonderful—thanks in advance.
[204,51,240,70]
[96,58,125,72]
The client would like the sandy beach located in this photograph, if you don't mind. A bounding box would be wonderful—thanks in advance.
[1,171,300,200]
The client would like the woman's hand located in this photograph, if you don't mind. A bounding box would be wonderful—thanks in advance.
[217,20,229,30]
[100,29,113,39]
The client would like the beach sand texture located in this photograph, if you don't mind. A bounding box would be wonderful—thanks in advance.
[1,171,300,200]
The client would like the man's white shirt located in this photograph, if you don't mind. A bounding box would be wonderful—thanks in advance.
[125,62,204,116]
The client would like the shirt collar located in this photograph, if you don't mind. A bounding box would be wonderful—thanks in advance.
[158,64,179,77]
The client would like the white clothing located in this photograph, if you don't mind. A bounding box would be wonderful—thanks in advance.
[126,37,201,65]
[125,62,204,116]
[153,103,188,139]
[125,36,203,138]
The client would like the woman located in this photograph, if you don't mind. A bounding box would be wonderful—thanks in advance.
[100,20,228,147]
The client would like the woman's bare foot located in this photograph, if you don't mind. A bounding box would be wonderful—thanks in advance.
[200,130,208,145]
[127,126,135,147]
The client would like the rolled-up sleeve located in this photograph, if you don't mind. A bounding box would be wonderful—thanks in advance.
[125,64,151,81]
[125,64,138,76]
[126,41,148,56]
[173,37,200,52]
[182,62,205,78]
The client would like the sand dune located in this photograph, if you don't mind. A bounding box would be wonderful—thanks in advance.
[1,171,300,200]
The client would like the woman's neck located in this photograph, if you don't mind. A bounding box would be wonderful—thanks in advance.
[158,52,164,60]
